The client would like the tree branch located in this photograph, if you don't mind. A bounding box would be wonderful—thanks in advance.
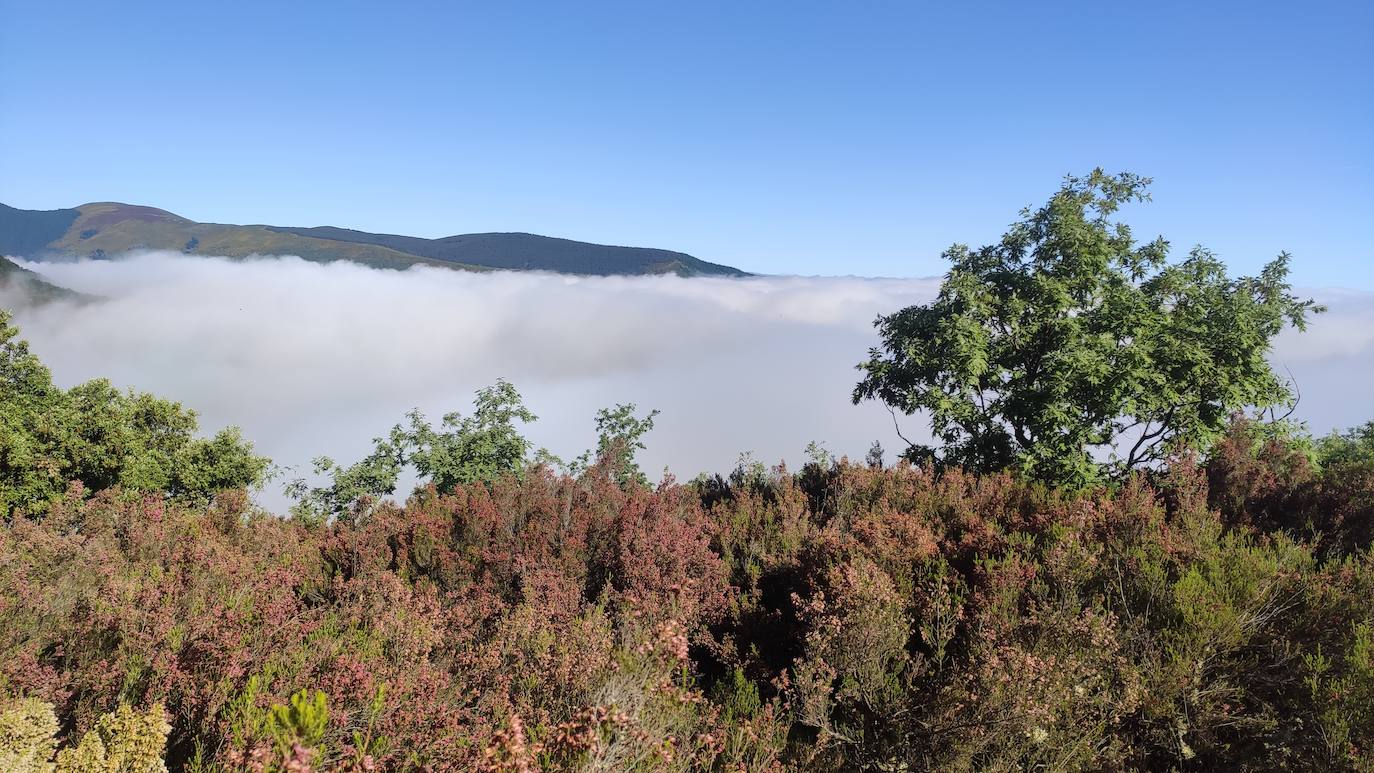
[887,405,918,455]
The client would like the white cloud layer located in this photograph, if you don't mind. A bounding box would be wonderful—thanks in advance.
[5,253,1373,511]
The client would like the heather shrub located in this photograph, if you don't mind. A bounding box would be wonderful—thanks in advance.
[1207,415,1374,554]
[5,409,1374,770]
[1305,621,1374,771]
[788,555,914,765]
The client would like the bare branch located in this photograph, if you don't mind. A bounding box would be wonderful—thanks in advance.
[887,405,918,455]
[1272,364,1301,423]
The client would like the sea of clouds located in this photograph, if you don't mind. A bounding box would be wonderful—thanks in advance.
[5,252,1373,511]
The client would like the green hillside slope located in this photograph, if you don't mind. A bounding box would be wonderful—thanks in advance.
[0,256,85,305]
[1,201,749,277]
[269,225,749,276]
[42,203,483,271]
[0,203,81,256]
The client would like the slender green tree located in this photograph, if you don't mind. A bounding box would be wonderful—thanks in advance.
[285,425,408,524]
[854,170,1322,487]
[583,403,659,487]
[289,379,539,520]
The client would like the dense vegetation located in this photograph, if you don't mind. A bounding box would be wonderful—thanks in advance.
[2,397,1372,770]
[0,310,268,517]
[856,170,1320,488]
[2,172,1370,771]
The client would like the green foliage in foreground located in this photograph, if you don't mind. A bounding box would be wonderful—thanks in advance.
[3,429,1373,772]
[0,309,268,516]
[1317,421,1374,471]
[0,699,170,773]
[288,381,660,521]
[856,169,1321,488]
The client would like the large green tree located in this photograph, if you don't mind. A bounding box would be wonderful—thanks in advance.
[854,170,1321,487]
[1,309,269,514]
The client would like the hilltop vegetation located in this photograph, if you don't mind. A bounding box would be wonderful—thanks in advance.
[2,172,1370,771]
[0,201,748,277]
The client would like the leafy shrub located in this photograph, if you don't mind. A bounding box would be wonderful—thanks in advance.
[0,310,267,515]
[1,697,58,772]
[0,699,169,773]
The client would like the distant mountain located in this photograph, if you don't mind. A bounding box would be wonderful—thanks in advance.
[0,255,85,306]
[0,202,749,277]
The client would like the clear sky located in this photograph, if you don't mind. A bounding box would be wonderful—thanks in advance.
[2,0,1370,285]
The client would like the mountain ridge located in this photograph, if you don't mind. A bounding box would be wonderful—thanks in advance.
[0,202,749,277]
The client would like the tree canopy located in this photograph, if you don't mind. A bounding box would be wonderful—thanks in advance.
[573,403,659,487]
[286,380,539,522]
[288,386,662,521]
[854,170,1322,487]
[0,309,269,515]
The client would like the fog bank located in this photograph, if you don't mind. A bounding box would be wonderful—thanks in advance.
[6,253,1372,510]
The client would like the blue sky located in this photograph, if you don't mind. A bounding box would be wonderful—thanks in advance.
[2,0,1370,285]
